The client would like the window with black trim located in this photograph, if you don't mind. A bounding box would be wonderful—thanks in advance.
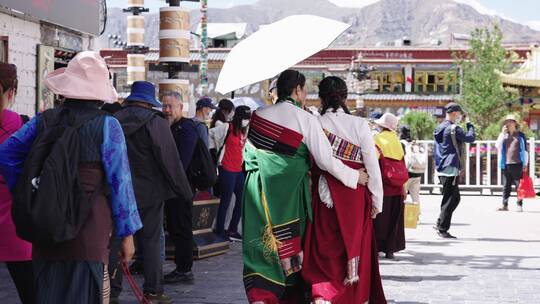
[414,71,458,93]
[369,70,404,92]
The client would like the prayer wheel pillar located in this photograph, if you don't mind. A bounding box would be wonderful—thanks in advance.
[158,4,193,116]
[123,0,149,86]
[127,16,145,47]
[127,54,145,85]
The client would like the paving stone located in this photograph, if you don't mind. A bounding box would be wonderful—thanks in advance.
[1,195,540,303]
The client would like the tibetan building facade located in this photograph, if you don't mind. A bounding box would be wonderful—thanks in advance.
[499,46,540,136]
[101,45,531,120]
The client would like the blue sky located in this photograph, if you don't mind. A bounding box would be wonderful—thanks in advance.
[107,0,540,30]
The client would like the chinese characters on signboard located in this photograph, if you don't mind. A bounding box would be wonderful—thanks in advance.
[361,51,414,60]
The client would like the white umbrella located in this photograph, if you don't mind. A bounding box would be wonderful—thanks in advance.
[232,97,266,110]
[215,15,350,94]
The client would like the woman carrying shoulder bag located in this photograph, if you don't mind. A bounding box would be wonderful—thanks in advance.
[373,113,408,260]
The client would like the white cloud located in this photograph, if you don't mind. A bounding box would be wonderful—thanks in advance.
[328,0,380,8]
[526,21,540,31]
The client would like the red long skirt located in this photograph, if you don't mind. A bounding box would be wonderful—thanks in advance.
[302,162,386,304]
[373,195,406,255]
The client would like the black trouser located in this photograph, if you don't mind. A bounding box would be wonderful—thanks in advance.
[165,196,193,273]
[215,167,244,235]
[6,261,35,304]
[503,163,524,207]
[436,176,460,232]
[109,202,164,296]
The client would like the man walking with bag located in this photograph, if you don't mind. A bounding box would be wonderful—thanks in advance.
[161,91,217,284]
[109,81,192,303]
[433,103,475,239]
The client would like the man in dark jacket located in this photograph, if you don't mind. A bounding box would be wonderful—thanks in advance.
[433,102,475,239]
[161,90,201,284]
[193,97,215,148]
[109,81,192,303]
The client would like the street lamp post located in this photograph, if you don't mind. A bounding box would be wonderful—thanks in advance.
[347,52,376,115]
[200,0,208,96]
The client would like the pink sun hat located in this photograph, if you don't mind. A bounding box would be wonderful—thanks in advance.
[375,113,400,131]
[43,51,118,103]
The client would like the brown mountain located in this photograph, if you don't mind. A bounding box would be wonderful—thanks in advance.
[98,0,540,48]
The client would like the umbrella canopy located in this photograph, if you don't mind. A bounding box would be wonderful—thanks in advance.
[232,97,266,110]
[215,15,350,94]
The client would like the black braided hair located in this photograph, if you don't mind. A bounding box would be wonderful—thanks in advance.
[276,70,306,102]
[319,76,349,115]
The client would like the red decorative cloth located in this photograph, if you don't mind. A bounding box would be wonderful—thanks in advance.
[302,161,386,304]
[247,288,279,304]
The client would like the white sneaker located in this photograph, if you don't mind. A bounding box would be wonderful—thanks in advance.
[516,206,523,212]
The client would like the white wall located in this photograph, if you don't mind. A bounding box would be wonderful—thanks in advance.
[0,12,41,117]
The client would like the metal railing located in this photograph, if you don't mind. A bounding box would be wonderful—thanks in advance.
[417,139,540,194]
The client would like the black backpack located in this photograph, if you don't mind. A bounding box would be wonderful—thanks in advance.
[184,119,217,191]
[12,108,107,245]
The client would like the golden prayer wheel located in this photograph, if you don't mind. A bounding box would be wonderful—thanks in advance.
[160,7,190,31]
[127,16,145,29]
[127,16,145,46]
[159,31,190,63]
[159,7,190,63]
[127,54,146,85]
[159,79,190,113]
[127,0,145,7]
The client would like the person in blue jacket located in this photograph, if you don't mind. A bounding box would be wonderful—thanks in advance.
[496,114,528,212]
[433,103,475,239]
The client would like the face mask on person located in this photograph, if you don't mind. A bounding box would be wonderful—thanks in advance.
[455,114,463,124]
[242,119,250,128]
[227,111,234,121]
[205,109,213,121]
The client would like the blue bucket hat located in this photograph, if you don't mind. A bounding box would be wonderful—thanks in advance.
[125,81,162,108]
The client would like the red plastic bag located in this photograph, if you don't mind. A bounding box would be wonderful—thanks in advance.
[517,175,536,200]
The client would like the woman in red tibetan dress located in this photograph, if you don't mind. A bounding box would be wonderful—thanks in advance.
[303,76,387,304]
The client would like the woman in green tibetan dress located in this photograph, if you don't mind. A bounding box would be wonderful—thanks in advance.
[242,70,367,304]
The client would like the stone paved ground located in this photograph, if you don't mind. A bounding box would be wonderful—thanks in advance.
[1,194,540,303]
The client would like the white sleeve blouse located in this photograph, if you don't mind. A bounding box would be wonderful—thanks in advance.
[254,102,359,189]
[318,110,384,214]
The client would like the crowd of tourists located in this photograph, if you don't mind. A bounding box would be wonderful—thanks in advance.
[0,50,531,304]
